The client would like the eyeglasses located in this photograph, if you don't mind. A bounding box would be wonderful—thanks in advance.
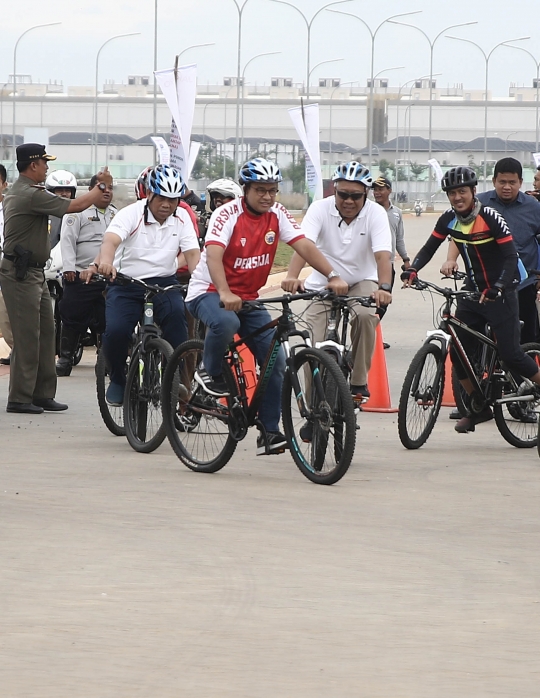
[335,190,365,201]
[253,187,279,196]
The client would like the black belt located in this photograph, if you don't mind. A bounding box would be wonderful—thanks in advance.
[3,254,45,269]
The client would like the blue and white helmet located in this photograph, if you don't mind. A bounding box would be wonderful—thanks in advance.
[332,161,373,187]
[239,158,282,185]
[147,164,185,198]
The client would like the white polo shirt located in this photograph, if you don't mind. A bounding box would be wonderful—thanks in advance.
[105,199,199,279]
[301,195,392,291]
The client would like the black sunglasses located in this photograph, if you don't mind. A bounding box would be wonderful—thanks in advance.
[335,190,365,201]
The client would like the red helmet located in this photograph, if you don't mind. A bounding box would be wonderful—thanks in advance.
[135,166,153,200]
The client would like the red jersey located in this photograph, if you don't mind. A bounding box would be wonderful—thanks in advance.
[186,198,304,301]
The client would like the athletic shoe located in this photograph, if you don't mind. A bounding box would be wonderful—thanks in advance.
[106,381,125,406]
[194,369,230,396]
[449,409,462,420]
[299,421,313,443]
[454,406,492,434]
[351,384,370,402]
[256,431,288,456]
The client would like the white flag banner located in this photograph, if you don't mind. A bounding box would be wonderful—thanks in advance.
[154,68,181,129]
[169,120,187,175]
[533,152,540,168]
[150,136,170,165]
[187,141,201,179]
[289,103,323,202]
[428,158,444,187]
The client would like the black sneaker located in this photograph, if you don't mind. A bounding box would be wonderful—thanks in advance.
[256,431,288,456]
[299,421,313,443]
[194,369,230,396]
[351,384,370,402]
[455,406,492,433]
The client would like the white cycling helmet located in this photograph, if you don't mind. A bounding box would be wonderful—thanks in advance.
[45,170,77,198]
[332,161,373,187]
[239,157,283,185]
[205,178,243,213]
[146,164,186,199]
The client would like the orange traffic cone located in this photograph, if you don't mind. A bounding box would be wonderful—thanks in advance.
[235,336,257,403]
[362,324,398,414]
[441,354,456,407]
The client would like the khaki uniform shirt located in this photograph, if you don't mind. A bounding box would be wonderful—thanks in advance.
[3,175,70,264]
[60,204,117,272]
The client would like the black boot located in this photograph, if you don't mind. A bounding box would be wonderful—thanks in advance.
[56,327,80,377]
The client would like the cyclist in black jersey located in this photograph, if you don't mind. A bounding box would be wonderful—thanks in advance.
[402,166,540,433]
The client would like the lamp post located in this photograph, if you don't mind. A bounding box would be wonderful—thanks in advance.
[12,22,61,179]
[501,45,540,152]
[446,35,529,188]
[269,0,347,102]
[223,84,237,176]
[240,51,281,165]
[153,0,158,164]
[329,7,420,171]
[505,131,517,154]
[93,32,140,172]
[0,82,8,161]
[387,20,477,203]
[308,58,344,97]
[328,81,355,163]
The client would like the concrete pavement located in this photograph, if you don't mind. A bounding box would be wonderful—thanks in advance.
[1,214,540,697]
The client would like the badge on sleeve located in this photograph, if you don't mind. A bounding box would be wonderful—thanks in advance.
[65,216,76,226]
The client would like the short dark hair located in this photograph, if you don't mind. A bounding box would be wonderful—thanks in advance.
[0,164,6,183]
[89,174,99,189]
[494,157,522,179]
[16,161,32,173]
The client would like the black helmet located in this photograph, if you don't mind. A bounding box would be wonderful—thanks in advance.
[441,166,477,192]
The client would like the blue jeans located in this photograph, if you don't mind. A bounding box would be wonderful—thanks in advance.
[103,275,188,386]
[187,292,285,432]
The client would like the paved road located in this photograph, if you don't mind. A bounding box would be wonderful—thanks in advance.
[1,213,540,697]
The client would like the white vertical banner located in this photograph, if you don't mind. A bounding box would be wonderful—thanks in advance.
[427,158,444,187]
[533,152,540,168]
[150,137,170,165]
[154,64,197,181]
[187,141,201,179]
[288,103,323,203]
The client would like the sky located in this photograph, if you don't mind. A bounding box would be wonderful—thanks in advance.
[1,0,539,97]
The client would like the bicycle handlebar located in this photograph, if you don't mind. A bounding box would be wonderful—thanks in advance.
[219,290,377,310]
[90,271,186,295]
[411,276,480,301]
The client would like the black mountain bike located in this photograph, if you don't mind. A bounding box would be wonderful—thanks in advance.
[161,292,357,485]
[398,277,540,449]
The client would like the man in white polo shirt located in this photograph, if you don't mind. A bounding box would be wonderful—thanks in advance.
[91,165,200,405]
[282,161,392,402]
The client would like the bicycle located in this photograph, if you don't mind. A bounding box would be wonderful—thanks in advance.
[161,292,357,485]
[398,276,540,450]
[93,272,185,453]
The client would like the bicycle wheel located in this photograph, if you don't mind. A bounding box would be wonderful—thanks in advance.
[162,339,238,472]
[494,342,540,449]
[73,340,84,366]
[398,342,445,449]
[95,349,125,436]
[282,347,356,485]
[124,337,172,453]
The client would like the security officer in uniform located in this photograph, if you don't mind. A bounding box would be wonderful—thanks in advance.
[1,143,111,414]
[56,173,116,376]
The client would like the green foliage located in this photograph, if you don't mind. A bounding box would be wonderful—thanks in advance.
[467,154,493,179]
[410,162,427,180]
[191,144,236,180]
[283,154,306,194]
[377,159,395,177]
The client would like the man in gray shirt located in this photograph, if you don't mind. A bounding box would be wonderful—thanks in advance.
[56,174,116,376]
[372,176,410,288]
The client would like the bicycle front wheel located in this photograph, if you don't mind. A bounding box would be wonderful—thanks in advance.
[124,337,172,453]
[95,348,125,436]
[398,342,445,449]
[494,342,540,449]
[162,339,238,472]
[282,347,356,485]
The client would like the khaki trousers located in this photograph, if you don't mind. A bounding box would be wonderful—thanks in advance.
[305,280,379,386]
[0,261,57,403]
[0,290,13,348]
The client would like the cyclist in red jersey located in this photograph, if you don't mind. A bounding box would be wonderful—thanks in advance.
[186,157,348,455]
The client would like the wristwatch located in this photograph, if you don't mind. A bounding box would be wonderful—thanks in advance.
[97,182,106,192]
[378,283,392,292]
[327,270,341,281]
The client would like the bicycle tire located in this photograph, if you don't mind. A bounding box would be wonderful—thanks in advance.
[73,341,84,367]
[124,337,173,453]
[494,342,540,449]
[282,347,356,485]
[95,349,125,436]
[162,339,238,472]
[398,342,445,449]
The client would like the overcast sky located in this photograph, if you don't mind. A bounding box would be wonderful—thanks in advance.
[1,0,538,97]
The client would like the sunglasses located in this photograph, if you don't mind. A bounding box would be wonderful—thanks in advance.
[335,190,365,201]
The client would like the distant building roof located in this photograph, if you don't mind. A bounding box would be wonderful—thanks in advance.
[50,132,135,145]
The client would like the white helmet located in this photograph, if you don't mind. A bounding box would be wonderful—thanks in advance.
[239,158,282,185]
[146,164,185,199]
[45,170,78,198]
[332,161,373,187]
[205,178,243,213]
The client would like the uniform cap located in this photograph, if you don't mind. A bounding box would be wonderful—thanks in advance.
[372,176,392,189]
[16,143,56,162]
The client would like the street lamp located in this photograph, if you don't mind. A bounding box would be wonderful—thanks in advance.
[501,45,540,152]
[505,131,517,154]
[328,7,420,171]
[223,84,237,176]
[309,58,344,93]
[269,0,347,102]
[387,20,477,203]
[177,42,215,62]
[93,33,140,172]
[240,51,281,165]
[446,34,529,188]
[12,22,61,179]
